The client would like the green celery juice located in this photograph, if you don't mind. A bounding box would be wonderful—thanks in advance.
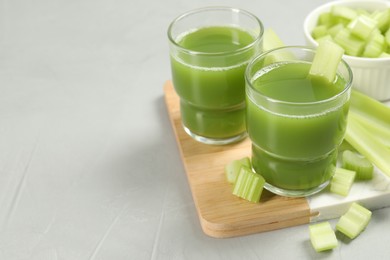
[246,61,350,191]
[171,26,258,139]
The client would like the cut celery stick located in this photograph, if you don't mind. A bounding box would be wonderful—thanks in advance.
[371,9,390,33]
[331,5,358,22]
[312,25,328,39]
[342,150,373,180]
[316,35,333,43]
[362,33,386,58]
[261,29,296,64]
[334,28,365,56]
[309,39,344,83]
[380,52,390,57]
[263,28,285,51]
[309,222,338,252]
[385,27,390,46]
[348,15,378,40]
[232,166,265,203]
[225,157,251,184]
[318,12,333,27]
[330,167,356,196]
[328,23,345,38]
[345,116,390,177]
[336,202,372,239]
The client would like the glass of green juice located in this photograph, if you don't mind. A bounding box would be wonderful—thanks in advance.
[245,46,353,197]
[168,7,263,145]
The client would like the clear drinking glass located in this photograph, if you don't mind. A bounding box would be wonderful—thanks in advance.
[168,7,263,145]
[245,46,353,197]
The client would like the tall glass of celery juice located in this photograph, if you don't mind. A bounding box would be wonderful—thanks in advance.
[168,7,263,145]
[245,46,352,197]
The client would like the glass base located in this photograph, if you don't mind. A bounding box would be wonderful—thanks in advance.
[263,180,329,197]
[183,125,247,145]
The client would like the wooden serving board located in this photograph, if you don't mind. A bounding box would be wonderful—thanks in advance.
[163,80,390,238]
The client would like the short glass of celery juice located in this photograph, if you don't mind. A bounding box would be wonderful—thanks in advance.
[245,46,352,197]
[168,7,263,145]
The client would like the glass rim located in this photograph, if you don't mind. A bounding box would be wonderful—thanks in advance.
[245,45,353,106]
[167,6,264,57]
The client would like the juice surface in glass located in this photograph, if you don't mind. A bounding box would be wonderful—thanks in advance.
[171,26,257,139]
[246,61,350,192]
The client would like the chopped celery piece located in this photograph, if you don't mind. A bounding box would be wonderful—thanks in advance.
[336,203,372,239]
[312,25,328,39]
[313,7,390,58]
[331,5,358,22]
[318,12,333,27]
[380,52,390,57]
[225,157,251,184]
[371,9,390,33]
[362,33,386,57]
[385,27,390,46]
[330,167,356,196]
[263,28,285,51]
[334,28,365,56]
[342,150,373,180]
[309,222,338,252]
[328,23,345,38]
[348,15,377,40]
[316,35,333,43]
[232,166,265,203]
[309,39,344,83]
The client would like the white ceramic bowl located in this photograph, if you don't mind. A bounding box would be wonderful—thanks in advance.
[304,0,390,101]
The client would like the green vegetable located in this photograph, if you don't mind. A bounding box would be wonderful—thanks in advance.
[225,157,251,184]
[309,222,338,252]
[232,166,265,203]
[336,202,372,239]
[330,167,356,196]
[334,28,365,56]
[263,28,286,51]
[309,39,344,83]
[312,6,390,57]
[345,90,390,177]
[348,15,377,40]
[342,150,373,180]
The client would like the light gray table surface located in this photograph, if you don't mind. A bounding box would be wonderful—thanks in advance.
[0,0,389,259]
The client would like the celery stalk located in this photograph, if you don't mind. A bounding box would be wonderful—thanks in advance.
[349,111,390,148]
[345,90,390,176]
[263,28,285,51]
[350,90,390,128]
[345,116,390,177]
[309,222,338,252]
